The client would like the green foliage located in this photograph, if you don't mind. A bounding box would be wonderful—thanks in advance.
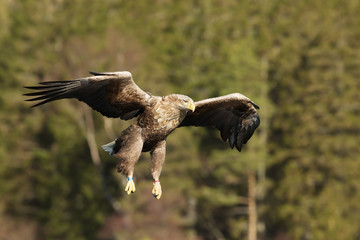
[0,0,360,240]
[264,1,360,239]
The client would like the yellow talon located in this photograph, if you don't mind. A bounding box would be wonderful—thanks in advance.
[125,179,136,195]
[152,181,162,199]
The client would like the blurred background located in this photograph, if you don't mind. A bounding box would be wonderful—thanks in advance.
[1,0,359,239]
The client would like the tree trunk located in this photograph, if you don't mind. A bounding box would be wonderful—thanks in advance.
[248,171,257,240]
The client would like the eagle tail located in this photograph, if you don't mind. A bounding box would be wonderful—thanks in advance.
[101,140,116,155]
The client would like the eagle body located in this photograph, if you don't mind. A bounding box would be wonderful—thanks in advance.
[111,94,195,175]
[25,71,260,199]
[137,94,192,143]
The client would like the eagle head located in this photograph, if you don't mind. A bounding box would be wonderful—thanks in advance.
[166,94,195,112]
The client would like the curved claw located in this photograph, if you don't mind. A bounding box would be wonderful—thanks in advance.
[152,182,162,200]
[125,180,136,195]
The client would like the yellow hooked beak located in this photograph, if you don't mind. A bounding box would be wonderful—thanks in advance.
[188,101,196,112]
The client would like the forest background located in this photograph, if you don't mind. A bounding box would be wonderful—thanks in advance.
[0,1,359,240]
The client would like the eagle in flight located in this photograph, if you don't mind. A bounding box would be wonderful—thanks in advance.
[25,71,260,199]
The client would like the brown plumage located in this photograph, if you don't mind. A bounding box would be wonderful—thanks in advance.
[24,71,260,199]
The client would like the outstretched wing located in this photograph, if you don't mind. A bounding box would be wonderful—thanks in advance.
[178,93,260,151]
[24,71,152,119]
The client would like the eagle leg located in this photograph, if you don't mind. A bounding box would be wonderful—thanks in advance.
[111,125,143,195]
[125,176,136,195]
[152,180,162,199]
[150,140,166,200]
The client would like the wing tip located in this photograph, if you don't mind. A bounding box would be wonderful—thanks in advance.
[235,143,243,152]
[89,71,103,76]
[251,101,260,109]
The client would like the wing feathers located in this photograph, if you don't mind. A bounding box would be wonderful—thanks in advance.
[25,89,69,102]
[89,71,132,78]
[251,101,260,109]
[23,86,69,96]
[236,128,245,151]
[179,93,260,152]
[24,71,150,119]
[229,127,237,149]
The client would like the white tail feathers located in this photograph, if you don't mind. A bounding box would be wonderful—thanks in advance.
[101,141,116,155]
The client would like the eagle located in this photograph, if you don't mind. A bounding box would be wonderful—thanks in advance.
[24,71,260,199]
